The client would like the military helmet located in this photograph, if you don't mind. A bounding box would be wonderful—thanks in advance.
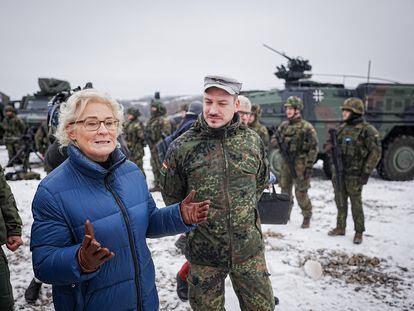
[284,96,303,110]
[187,100,202,115]
[4,105,15,113]
[151,99,167,116]
[341,97,364,115]
[127,106,141,117]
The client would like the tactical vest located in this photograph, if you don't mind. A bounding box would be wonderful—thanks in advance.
[280,119,313,157]
[337,121,369,175]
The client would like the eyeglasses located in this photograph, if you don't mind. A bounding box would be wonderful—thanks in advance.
[238,111,252,117]
[70,117,119,131]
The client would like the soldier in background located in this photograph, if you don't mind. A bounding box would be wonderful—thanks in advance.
[272,96,318,228]
[34,122,49,156]
[161,75,275,310]
[327,98,381,244]
[236,95,252,125]
[171,103,189,131]
[249,104,270,149]
[1,105,26,166]
[145,98,172,192]
[124,107,145,173]
[0,164,23,310]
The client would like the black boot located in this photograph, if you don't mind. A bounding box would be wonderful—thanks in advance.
[353,232,363,244]
[176,273,188,301]
[25,278,42,303]
[301,217,310,229]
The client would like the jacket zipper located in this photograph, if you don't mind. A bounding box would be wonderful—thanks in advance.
[104,174,142,311]
[221,136,233,268]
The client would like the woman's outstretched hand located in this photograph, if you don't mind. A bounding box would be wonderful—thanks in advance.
[78,220,115,273]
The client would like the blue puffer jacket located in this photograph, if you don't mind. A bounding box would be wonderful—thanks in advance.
[30,145,192,311]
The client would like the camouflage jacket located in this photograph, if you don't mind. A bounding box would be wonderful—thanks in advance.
[145,116,171,147]
[161,114,268,267]
[35,122,49,154]
[1,115,26,143]
[249,120,270,148]
[124,118,145,155]
[334,117,381,176]
[0,165,22,245]
[275,117,318,169]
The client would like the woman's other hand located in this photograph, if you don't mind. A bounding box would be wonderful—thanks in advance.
[180,190,210,225]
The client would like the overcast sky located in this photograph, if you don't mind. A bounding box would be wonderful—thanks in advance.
[1,0,413,100]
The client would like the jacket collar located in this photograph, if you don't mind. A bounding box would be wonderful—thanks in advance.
[67,144,127,180]
[345,114,364,125]
[194,113,243,138]
[288,116,302,124]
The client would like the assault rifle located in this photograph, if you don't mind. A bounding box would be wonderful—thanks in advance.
[274,131,297,179]
[328,128,344,193]
[5,128,43,180]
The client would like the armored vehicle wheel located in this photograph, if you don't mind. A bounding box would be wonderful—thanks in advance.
[379,135,414,181]
[269,148,282,180]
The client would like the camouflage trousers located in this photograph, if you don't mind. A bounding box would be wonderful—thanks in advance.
[5,142,22,164]
[130,148,145,176]
[188,252,275,311]
[332,175,365,233]
[0,247,14,311]
[279,161,312,218]
[149,146,161,187]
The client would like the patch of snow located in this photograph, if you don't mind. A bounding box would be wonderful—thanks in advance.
[2,145,414,310]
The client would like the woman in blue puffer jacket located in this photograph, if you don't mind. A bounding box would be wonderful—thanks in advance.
[30,89,209,311]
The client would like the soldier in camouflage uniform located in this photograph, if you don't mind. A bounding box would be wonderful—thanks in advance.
[1,106,26,165]
[34,122,49,156]
[161,75,275,311]
[145,99,172,191]
[124,107,145,173]
[249,104,270,149]
[272,96,318,228]
[327,98,381,244]
[0,164,23,310]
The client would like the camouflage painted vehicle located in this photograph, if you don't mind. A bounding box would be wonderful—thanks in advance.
[246,48,414,181]
[17,94,51,130]
[17,78,71,132]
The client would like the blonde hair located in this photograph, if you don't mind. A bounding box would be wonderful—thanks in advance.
[55,89,124,147]
[238,95,252,111]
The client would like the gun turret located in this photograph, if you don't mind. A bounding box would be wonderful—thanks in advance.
[263,44,312,84]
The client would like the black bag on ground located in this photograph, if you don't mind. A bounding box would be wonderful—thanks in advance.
[258,185,290,224]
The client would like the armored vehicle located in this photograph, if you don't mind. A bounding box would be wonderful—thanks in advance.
[17,78,71,132]
[246,46,414,181]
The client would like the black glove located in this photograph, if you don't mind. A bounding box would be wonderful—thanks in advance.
[361,173,370,185]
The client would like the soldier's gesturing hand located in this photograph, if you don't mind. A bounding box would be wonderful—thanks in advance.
[6,236,23,252]
[77,220,115,273]
[180,190,210,225]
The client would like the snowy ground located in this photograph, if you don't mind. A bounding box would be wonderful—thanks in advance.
[2,145,414,311]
